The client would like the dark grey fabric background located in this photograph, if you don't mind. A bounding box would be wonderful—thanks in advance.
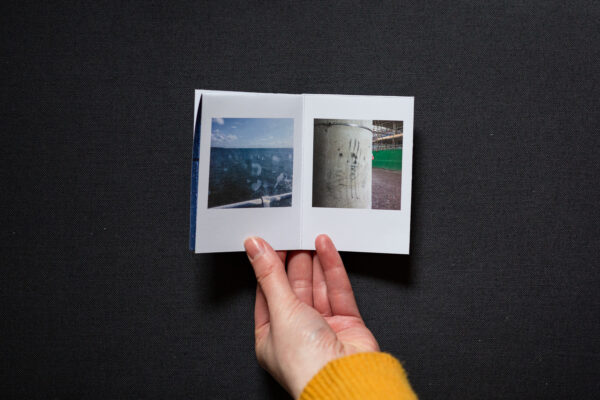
[2,1,599,398]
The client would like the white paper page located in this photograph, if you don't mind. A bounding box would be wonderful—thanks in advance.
[300,94,414,254]
[194,91,303,253]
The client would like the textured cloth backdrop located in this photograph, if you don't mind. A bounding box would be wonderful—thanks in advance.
[1,1,599,398]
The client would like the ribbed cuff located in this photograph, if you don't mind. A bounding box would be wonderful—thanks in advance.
[299,352,417,400]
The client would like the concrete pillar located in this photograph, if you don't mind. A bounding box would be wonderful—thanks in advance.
[313,120,372,209]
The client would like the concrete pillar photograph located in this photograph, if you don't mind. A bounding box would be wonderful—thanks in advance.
[312,119,373,208]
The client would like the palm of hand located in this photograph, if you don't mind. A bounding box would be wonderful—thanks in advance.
[248,236,379,399]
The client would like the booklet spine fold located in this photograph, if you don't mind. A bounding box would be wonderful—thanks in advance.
[189,96,202,251]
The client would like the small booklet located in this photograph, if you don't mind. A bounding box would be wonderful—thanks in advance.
[190,90,414,254]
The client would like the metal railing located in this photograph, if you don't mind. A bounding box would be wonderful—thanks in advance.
[213,192,292,209]
[373,143,403,151]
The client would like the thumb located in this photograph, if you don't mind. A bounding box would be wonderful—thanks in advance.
[244,237,296,311]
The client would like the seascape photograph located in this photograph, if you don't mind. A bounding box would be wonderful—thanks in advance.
[312,119,403,210]
[208,118,294,208]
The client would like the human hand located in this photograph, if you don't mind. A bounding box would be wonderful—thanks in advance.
[244,234,379,399]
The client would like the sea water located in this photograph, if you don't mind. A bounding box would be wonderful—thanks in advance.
[208,148,293,208]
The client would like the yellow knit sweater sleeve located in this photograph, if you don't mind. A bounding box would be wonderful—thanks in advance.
[299,352,417,400]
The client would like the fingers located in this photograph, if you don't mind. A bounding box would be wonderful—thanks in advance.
[315,234,361,318]
[286,251,313,306]
[245,237,296,310]
[276,251,287,264]
[312,253,332,316]
[254,284,269,330]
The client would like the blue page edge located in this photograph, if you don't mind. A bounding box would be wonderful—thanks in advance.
[189,97,202,251]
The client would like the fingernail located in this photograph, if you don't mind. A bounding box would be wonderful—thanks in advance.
[244,237,264,261]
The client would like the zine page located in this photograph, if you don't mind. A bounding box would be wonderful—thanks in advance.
[191,90,413,254]
[301,94,413,254]
[191,90,303,253]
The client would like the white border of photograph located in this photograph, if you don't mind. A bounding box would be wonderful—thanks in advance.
[301,94,414,254]
[194,90,303,253]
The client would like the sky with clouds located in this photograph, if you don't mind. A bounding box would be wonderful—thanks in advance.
[211,118,293,148]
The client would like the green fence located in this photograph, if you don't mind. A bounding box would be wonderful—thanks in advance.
[372,148,402,171]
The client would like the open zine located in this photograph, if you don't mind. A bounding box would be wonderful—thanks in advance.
[190,90,414,254]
